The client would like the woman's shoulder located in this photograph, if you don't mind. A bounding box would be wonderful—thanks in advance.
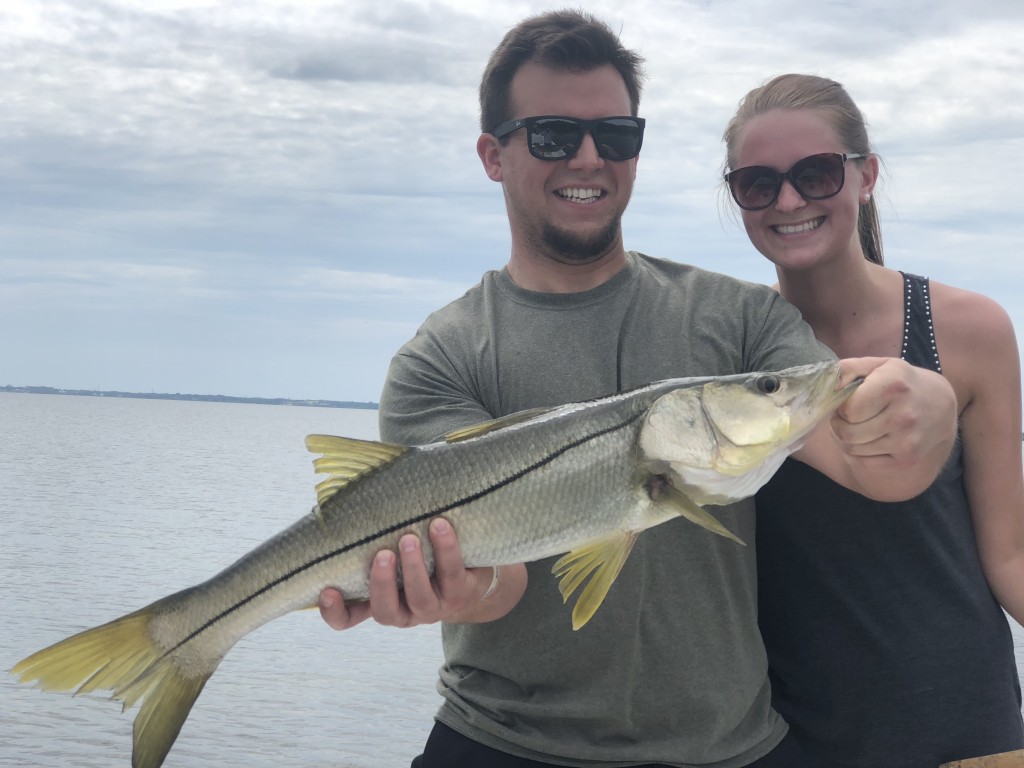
[928,278,1015,342]
[926,278,1019,411]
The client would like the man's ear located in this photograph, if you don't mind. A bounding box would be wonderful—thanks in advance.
[477,133,504,182]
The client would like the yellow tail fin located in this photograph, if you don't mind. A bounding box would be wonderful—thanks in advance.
[12,605,214,768]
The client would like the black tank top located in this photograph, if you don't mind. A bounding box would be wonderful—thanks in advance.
[755,272,1024,767]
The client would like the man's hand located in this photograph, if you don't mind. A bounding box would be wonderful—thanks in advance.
[318,517,527,630]
[796,357,957,501]
[833,357,957,465]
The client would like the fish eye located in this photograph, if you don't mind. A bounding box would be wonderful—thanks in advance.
[756,375,781,394]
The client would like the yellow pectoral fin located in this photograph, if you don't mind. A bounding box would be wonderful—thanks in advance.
[662,484,745,546]
[552,532,639,630]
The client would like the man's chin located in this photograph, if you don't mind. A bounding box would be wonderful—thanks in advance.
[541,221,620,264]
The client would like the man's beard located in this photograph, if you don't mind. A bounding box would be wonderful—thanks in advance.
[538,217,621,265]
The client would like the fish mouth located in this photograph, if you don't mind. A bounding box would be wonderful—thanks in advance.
[835,374,863,401]
[821,373,862,413]
[772,216,824,235]
[785,364,861,426]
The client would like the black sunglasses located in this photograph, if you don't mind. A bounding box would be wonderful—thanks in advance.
[725,152,865,211]
[490,115,645,161]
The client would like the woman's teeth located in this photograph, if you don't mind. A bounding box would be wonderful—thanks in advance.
[774,217,824,235]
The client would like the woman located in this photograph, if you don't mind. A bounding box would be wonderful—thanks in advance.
[722,73,1024,767]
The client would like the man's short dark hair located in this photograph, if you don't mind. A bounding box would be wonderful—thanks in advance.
[479,9,646,133]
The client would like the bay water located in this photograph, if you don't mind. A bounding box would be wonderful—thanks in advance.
[0,393,440,768]
[2,392,1023,767]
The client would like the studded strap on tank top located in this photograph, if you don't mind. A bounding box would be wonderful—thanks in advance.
[900,271,942,373]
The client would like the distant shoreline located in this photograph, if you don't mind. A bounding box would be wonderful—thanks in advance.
[0,385,378,410]
[4,387,1020,439]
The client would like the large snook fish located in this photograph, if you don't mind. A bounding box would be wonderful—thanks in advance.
[12,361,857,768]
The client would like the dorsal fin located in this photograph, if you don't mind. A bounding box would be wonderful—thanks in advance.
[305,434,408,509]
[443,407,553,443]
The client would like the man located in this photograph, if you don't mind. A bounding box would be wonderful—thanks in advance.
[319,10,956,767]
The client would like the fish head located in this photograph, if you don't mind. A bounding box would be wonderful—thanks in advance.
[639,361,859,505]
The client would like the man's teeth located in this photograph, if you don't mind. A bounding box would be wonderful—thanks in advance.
[774,218,823,235]
[558,188,601,202]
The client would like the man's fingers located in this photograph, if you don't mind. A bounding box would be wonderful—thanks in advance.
[429,517,496,608]
[398,533,441,619]
[319,587,371,631]
[836,356,887,388]
[430,518,467,589]
[830,410,886,448]
[833,358,911,447]
[370,548,414,626]
[319,518,501,631]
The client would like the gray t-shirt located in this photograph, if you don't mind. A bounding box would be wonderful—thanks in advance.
[379,252,831,767]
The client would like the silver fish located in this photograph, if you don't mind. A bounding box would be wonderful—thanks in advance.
[12,361,856,768]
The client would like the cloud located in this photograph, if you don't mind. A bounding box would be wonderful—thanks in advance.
[294,267,470,302]
[1,0,1023,401]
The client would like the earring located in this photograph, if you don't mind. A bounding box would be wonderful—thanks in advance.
[862,193,871,203]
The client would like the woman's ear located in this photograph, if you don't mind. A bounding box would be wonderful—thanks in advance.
[859,153,880,200]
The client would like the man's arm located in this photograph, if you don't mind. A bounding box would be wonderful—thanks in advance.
[794,357,958,501]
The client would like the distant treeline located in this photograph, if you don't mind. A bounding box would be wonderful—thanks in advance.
[1,385,377,410]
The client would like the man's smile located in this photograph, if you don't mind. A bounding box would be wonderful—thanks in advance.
[555,187,605,203]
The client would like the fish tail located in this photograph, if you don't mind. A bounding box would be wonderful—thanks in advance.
[11,603,215,768]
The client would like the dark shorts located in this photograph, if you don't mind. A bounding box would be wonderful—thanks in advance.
[409,721,808,767]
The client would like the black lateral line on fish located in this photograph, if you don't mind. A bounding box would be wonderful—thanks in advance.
[158,410,646,660]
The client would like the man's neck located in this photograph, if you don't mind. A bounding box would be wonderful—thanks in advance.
[506,248,630,293]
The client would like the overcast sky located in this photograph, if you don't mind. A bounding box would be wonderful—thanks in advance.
[2,0,1022,403]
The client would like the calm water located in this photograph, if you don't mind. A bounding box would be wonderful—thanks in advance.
[0,393,443,768]
[3,393,1024,767]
